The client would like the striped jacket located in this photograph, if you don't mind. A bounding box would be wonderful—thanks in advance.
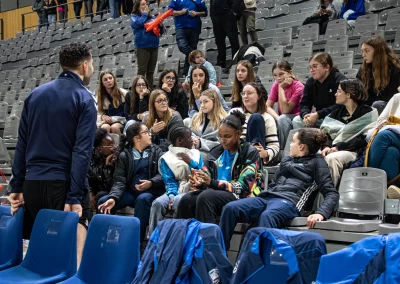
[259,154,339,219]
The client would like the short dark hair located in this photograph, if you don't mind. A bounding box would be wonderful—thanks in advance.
[59,43,91,70]
[339,79,368,104]
[120,121,144,151]
[169,126,191,146]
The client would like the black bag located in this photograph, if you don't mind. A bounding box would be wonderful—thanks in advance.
[302,14,329,34]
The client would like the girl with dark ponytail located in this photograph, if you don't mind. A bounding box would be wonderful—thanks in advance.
[176,110,264,223]
[219,128,339,251]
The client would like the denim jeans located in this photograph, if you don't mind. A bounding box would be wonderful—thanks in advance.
[219,197,300,250]
[175,28,199,75]
[98,191,155,241]
[48,14,57,25]
[109,0,121,18]
[368,129,400,182]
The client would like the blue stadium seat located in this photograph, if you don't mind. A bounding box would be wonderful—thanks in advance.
[60,215,140,284]
[0,209,79,283]
[0,206,23,271]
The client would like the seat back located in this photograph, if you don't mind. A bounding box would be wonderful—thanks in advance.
[0,206,24,271]
[10,102,24,118]
[3,116,20,139]
[0,137,10,165]
[22,209,78,277]
[77,215,140,283]
[337,168,386,217]
[0,102,8,122]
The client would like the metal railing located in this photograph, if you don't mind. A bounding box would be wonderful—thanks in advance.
[21,0,108,33]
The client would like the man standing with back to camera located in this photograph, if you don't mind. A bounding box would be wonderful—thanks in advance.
[8,42,97,267]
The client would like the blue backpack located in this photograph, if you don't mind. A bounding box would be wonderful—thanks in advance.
[133,219,233,284]
[231,228,327,284]
[317,233,400,283]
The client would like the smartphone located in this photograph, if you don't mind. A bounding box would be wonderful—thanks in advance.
[321,5,326,9]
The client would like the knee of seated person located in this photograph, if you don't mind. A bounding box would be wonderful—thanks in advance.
[259,211,278,228]
[221,201,236,215]
[249,113,264,122]
[110,123,122,133]
[277,114,292,124]
[101,124,111,131]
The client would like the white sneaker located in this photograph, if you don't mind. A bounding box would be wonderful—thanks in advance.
[387,185,400,199]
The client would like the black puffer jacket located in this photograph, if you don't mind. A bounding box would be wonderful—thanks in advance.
[300,68,346,119]
[87,150,116,195]
[124,91,149,121]
[259,154,339,219]
[108,145,165,202]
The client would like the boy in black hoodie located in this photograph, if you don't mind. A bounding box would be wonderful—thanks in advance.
[293,52,346,129]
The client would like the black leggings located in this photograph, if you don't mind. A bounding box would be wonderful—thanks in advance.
[176,189,237,223]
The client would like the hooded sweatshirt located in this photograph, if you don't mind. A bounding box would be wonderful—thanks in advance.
[300,68,346,119]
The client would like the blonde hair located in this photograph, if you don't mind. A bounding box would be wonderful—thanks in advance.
[146,89,173,129]
[97,70,123,114]
[191,89,227,131]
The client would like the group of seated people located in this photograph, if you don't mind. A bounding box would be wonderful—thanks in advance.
[89,34,400,249]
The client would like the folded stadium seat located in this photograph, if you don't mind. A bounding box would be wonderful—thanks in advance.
[102,55,117,69]
[356,30,385,55]
[264,45,284,61]
[257,61,275,80]
[52,33,62,41]
[288,168,386,240]
[0,71,7,82]
[0,206,23,271]
[0,102,8,123]
[45,64,60,78]
[73,22,83,33]
[272,27,292,46]
[111,34,123,46]
[62,29,72,40]
[352,14,378,36]
[24,77,37,90]
[7,54,17,62]
[256,8,270,19]
[214,66,222,83]
[368,0,398,12]
[259,0,274,7]
[289,41,313,64]
[11,47,20,55]
[113,43,127,54]
[0,82,9,95]
[293,55,312,72]
[17,53,27,61]
[160,35,174,46]
[3,91,17,106]
[46,30,54,38]
[325,35,348,54]
[332,51,354,70]
[324,19,347,39]
[7,70,19,82]
[40,41,50,50]
[379,7,400,25]
[338,68,357,79]
[99,45,113,56]
[20,68,32,82]
[275,0,289,5]
[0,209,79,283]
[298,73,311,82]
[3,115,19,141]
[1,56,9,64]
[92,14,101,23]
[202,19,213,29]
[59,215,140,284]
[39,77,52,86]
[98,37,111,48]
[267,4,290,18]
[231,228,326,284]
[393,29,400,51]
[164,59,179,72]
[385,10,400,31]
[297,23,319,42]
[171,45,185,60]
[11,79,23,94]
[92,57,100,70]
[38,55,50,66]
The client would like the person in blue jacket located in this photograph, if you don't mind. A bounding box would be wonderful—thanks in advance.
[130,0,164,88]
[169,0,208,75]
[8,43,97,266]
[340,0,365,30]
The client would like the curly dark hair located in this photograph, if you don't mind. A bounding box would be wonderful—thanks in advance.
[221,110,246,131]
[94,128,111,148]
[59,42,91,70]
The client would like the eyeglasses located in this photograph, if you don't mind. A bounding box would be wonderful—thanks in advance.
[155,98,169,104]
[241,91,256,97]
[165,76,176,82]
[136,83,147,88]
[138,130,151,136]
[308,64,322,71]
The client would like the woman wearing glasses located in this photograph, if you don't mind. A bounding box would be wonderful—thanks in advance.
[158,69,189,119]
[143,89,184,151]
[232,82,279,165]
[125,75,151,123]
[175,110,263,224]
[293,52,346,129]
[88,128,118,211]
[98,122,165,245]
